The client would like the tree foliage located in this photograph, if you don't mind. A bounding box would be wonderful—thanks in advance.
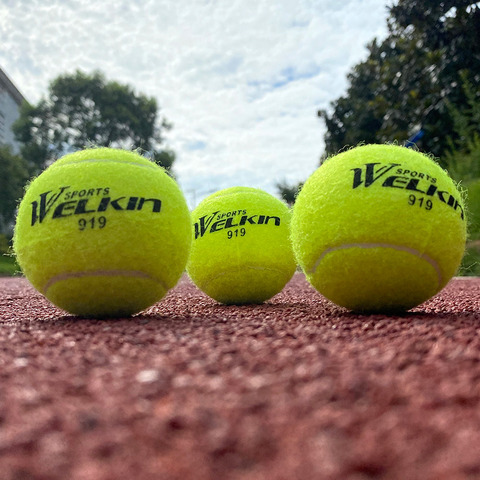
[13,70,173,175]
[0,146,29,234]
[443,72,480,182]
[151,149,176,174]
[319,0,480,162]
[276,180,303,206]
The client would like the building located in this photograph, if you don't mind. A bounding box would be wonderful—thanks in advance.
[0,67,26,154]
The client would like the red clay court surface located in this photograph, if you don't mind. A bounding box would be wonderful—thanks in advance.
[1,273,480,480]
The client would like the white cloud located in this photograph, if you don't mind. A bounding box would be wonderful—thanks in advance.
[0,0,389,206]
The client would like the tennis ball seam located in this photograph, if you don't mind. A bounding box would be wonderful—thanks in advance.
[308,243,442,289]
[198,265,291,291]
[43,269,169,296]
[52,158,159,170]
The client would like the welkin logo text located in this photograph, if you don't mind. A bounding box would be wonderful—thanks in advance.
[29,186,162,226]
[351,163,465,220]
[194,211,281,239]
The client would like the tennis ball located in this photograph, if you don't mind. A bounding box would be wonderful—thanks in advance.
[13,147,191,318]
[187,186,297,304]
[291,144,467,312]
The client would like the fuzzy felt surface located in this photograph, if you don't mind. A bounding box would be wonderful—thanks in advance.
[13,148,192,317]
[187,187,296,304]
[291,144,467,312]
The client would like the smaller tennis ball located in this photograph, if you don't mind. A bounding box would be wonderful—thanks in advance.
[187,187,297,304]
[291,144,467,312]
[13,147,192,317]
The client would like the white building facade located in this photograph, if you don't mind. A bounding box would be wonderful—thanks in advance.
[0,67,26,154]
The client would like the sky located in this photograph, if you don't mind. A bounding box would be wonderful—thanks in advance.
[0,0,389,208]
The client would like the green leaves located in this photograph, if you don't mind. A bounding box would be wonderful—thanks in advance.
[12,70,173,176]
[320,0,480,163]
[0,146,28,233]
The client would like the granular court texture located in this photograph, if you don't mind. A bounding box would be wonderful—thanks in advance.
[0,273,480,480]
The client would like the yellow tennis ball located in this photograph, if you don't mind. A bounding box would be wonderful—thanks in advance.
[187,186,297,304]
[291,144,467,312]
[13,147,192,318]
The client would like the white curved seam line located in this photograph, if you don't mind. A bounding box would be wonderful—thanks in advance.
[54,159,158,169]
[309,243,442,288]
[43,270,167,294]
[201,265,285,291]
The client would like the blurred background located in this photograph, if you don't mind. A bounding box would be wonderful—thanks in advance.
[1,0,479,276]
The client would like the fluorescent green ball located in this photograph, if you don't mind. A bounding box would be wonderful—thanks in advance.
[291,144,467,312]
[187,186,297,304]
[14,147,192,317]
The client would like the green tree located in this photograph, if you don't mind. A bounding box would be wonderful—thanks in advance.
[439,73,480,275]
[276,180,303,206]
[0,146,29,234]
[319,0,480,161]
[151,149,176,173]
[13,70,174,175]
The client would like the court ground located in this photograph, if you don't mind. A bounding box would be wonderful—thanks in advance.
[1,273,479,480]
